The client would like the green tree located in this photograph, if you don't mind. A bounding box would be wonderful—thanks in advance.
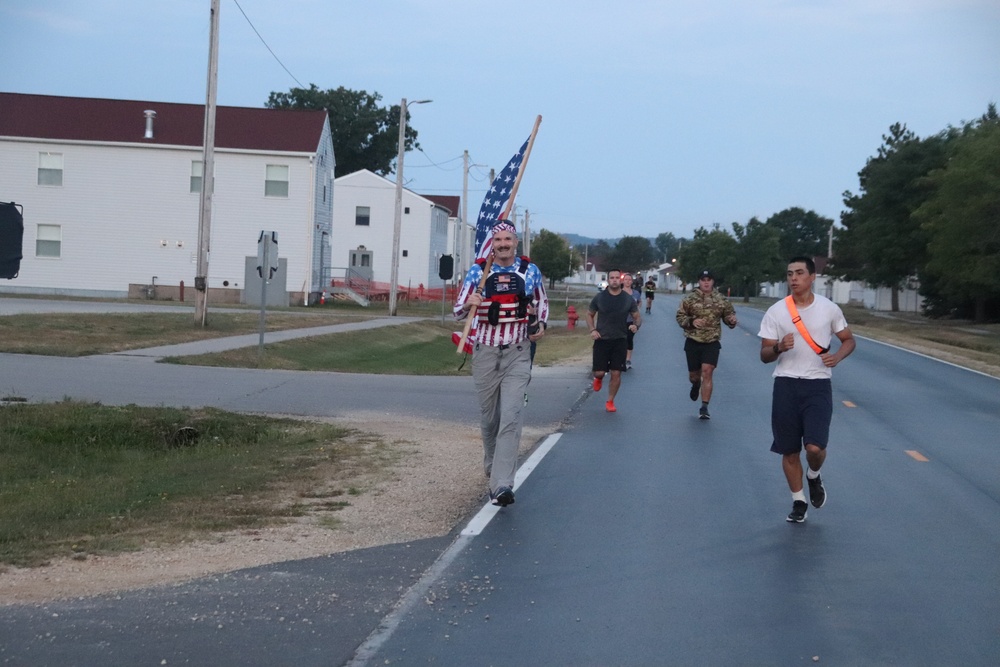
[765,207,833,266]
[832,123,948,310]
[531,229,573,288]
[583,240,613,272]
[916,109,1000,322]
[654,232,683,264]
[677,226,739,288]
[731,217,783,301]
[607,235,657,273]
[266,84,420,177]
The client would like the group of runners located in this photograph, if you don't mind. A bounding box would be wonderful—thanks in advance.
[584,257,855,523]
[454,220,856,523]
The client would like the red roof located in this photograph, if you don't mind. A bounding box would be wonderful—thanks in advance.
[422,194,461,217]
[0,92,327,153]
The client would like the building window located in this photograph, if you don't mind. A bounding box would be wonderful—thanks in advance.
[402,250,408,257]
[355,206,370,226]
[190,161,203,193]
[361,254,371,267]
[36,224,61,258]
[265,164,289,197]
[38,152,63,186]
[404,206,410,214]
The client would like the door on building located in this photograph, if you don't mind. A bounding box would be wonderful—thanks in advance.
[349,247,373,282]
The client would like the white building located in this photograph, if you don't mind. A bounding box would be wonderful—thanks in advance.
[0,92,334,306]
[331,170,451,296]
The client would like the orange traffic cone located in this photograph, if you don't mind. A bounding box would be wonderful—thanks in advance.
[320,290,327,305]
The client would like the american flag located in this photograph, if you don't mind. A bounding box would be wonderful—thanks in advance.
[474,136,531,260]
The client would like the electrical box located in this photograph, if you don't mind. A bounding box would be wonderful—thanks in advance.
[0,202,24,280]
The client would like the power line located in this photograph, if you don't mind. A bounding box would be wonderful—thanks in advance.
[231,0,304,88]
[408,151,491,183]
[407,147,465,172]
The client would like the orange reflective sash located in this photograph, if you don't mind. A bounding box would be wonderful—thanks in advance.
[784,295,828,355]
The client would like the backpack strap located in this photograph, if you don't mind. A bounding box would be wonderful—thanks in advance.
[784,295,829,354]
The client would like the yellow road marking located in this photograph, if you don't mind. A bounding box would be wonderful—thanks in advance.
[905,450,930,462]
[842,400,856,408]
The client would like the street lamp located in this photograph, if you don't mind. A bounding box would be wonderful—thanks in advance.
[388,97,432,316]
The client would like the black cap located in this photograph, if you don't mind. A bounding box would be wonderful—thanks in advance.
[698,269,714,280]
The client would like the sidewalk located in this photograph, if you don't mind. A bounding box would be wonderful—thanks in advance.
[104,316,425,360]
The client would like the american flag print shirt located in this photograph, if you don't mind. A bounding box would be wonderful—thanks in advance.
[454,260,549,348]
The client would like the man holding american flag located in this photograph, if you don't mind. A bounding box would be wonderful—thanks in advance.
[454,222,548,507]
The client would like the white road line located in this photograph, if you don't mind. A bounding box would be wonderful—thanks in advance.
[346,431,564,666]
[857,334,1000,381]
[461,432,563,536]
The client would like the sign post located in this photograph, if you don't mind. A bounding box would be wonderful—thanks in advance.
[257,231,278,358]
[438,254,453,324]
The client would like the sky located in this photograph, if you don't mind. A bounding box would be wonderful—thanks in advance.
[2,0,998,242]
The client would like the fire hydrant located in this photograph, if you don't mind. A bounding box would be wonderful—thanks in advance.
[566,305,579,330]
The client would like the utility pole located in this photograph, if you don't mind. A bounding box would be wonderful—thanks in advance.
[461,150,469,275]
[388,98,431,316]
[194,0,220,327]
[523,209,531,256]
[460,151,489,274]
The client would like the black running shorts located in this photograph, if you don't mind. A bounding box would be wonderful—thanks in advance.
[593,338,628,373]
[684,338,721,371]
[769,377,833,454]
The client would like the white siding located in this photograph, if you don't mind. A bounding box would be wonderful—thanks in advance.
[0,136,328,299]
[206,151,313,293]
[332,170,448,289]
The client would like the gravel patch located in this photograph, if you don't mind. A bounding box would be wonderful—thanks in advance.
[0,411,552,605]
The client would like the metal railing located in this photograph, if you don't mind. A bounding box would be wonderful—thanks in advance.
[327,266,372,302]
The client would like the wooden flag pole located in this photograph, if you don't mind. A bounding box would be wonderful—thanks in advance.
[456,115,542,355]
[455,252,494,354]
[501,115,542,222]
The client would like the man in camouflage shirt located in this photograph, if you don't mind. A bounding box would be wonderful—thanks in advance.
[676,268,738,419]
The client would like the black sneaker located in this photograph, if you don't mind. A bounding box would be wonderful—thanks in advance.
[689,381,701,401]
[808,474,827,508]
[786,500,808,523]
[491,486,515,507]
[699,405,710,420]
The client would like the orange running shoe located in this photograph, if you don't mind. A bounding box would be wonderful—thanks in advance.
[592,376,603,392]
[605,400,616,413]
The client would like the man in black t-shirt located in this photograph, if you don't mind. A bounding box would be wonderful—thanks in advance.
[586,269,641,413]
[643,278,656,314]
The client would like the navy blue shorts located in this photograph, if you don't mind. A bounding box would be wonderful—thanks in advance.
[593,338,628,373]
[770,377,833,455]
[684,338,721,372]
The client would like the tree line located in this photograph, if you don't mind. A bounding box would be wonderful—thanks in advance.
[533,105,999,321]
[834,105,999,321]
[528,208,832,298]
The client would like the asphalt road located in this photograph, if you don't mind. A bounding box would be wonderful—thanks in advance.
[1,295,999,666]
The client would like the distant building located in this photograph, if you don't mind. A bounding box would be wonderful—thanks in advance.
[0,92,334,305]
[331,170,451,295]
[422,194,466,276]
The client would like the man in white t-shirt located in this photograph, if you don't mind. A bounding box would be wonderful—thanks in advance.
[758,256,856,523]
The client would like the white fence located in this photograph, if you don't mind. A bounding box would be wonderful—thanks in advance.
[759,276,924,312]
